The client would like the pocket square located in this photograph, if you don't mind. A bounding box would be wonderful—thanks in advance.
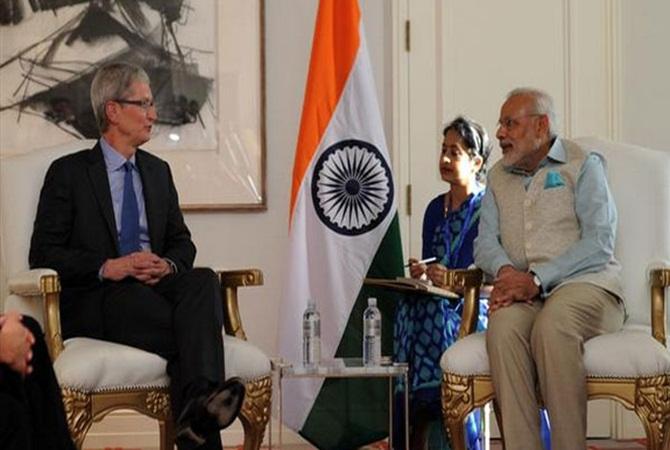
[544,171,565,189]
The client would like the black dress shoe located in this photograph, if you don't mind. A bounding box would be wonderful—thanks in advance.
[176,377,246,446]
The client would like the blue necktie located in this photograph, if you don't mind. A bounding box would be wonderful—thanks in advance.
[119,161,141,255]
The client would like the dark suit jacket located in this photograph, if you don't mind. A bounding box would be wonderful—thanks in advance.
[29,141,196,338]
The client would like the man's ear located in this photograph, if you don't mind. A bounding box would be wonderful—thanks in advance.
[105,101,119,125]
[536,114,550,136]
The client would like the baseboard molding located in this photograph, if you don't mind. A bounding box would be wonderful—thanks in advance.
[82,410,307,449]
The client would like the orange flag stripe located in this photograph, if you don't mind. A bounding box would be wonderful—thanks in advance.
[289,0,361,222]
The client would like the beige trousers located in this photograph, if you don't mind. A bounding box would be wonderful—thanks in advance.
[486,282,625,450]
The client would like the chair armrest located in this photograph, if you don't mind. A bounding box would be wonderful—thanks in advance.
[650,267,670,346]
[8,269,64,361]
[215,268,264,340]
[8,268,58,295]
[440,268,483,339]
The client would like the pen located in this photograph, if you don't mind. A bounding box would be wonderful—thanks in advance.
[404,257,437,268]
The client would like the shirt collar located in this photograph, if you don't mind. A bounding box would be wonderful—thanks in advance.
[100,137,137,172]
[505,137,565,176]
[545,137,566,164]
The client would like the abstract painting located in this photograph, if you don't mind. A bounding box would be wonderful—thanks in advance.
[0,0,266,210]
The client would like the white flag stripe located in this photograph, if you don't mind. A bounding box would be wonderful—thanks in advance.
[279,23,395,431]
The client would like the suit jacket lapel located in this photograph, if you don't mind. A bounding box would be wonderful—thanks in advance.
[86,142,119,252]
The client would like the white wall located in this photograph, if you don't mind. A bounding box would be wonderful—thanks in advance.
[620,0,670,151]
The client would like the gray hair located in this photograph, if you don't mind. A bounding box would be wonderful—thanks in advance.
[90,62,150,133]
[506,87,558,138]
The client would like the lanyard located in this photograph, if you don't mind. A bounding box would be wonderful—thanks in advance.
[441,192,480,268]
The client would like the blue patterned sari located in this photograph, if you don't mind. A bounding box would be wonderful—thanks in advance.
[393,191,487,450]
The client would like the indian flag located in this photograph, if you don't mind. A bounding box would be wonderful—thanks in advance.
[278,0,404,448]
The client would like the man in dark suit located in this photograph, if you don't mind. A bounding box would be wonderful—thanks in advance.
[29,62,243,450]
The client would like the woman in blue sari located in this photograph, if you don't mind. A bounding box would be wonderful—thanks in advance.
[394,116,491,450]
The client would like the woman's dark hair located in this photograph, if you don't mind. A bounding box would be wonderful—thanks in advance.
[442,115,492,183]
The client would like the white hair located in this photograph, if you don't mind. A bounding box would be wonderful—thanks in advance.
[506,87,558,138]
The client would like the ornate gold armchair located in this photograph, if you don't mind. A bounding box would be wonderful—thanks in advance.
[0,141,272,450]
[439,137,670,450]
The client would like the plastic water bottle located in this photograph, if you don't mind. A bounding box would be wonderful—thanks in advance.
[363,297,382,366]
[302,299,321,368]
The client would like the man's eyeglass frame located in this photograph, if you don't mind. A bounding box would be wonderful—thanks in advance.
[497,113,544,130]
[112,98,156,110]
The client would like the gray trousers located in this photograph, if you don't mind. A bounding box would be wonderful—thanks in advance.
[486,283,624,450]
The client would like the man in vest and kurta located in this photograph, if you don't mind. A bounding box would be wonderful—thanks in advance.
[474,87,625,450]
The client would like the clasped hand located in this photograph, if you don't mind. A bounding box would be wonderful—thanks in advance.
[102,251,172,285]
[0,312,35,376]
[489,265,540,313]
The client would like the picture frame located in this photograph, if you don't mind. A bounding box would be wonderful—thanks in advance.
[0,0,266,211]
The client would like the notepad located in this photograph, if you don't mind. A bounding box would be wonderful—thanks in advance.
[364,277,460,299]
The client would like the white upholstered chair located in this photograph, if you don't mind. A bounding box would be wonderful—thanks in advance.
[0,140,272,450]
[438,137,670,449]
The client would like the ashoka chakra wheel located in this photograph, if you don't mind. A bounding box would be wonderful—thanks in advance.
[311,139,393,236]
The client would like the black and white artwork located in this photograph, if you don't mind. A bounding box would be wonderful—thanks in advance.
[1,0,265,210]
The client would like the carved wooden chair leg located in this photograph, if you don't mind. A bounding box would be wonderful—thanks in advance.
[159,419,176,450]
[61,388,94,450]
[441,374,474,450]
[238,376,273,450]
[662,416,670,450]
[638,412,664,450]
[635,376,670,450]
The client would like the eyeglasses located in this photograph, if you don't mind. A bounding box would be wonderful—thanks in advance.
[497,113,543,130]
[113,98,155,110]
